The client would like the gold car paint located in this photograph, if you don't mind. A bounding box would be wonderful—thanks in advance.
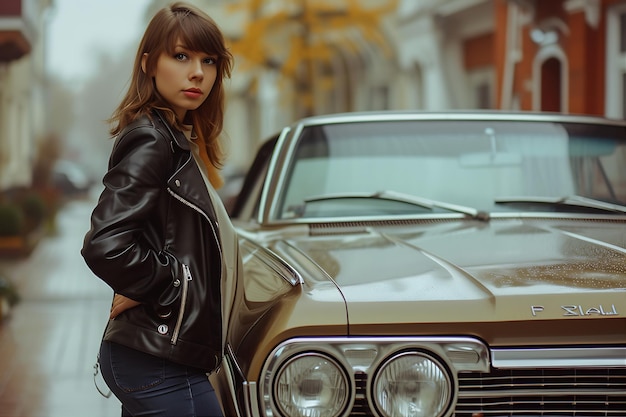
[227,217,625,379]
[226,237,349,380]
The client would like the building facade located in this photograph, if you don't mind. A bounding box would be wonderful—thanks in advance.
[223,0,625,142]
[0,0,51,191]
[396,0,626,117]
[4,0,620,188]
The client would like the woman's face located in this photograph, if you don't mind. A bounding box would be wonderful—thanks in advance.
[147,40,218,120]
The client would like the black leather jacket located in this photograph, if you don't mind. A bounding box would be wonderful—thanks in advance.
[82,110,225,372]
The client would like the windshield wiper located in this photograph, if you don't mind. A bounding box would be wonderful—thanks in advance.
[305,190,490,220]
[495,195,626,214]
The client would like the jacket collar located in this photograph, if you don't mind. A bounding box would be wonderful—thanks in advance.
[152,109,190,152]
[152,109,219,224]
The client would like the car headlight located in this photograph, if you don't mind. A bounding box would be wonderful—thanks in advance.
[372,351,452,417]
[274,353,350,417]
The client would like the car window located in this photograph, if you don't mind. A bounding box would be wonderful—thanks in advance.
[276,120,626,219]
[231,136,278,220]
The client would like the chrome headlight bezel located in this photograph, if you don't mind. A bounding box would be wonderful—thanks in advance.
[261,344,356,417]
[272,352,351,417]
[257,337,489,417]
[370,350,454,417]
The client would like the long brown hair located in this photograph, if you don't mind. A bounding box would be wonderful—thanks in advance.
[109,2,233,187]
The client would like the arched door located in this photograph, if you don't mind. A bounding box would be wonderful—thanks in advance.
[540,57,562,112]
[532,45,568,113]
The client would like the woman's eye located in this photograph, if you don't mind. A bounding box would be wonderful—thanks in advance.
[174,53,188,61]
[203,57,217,65]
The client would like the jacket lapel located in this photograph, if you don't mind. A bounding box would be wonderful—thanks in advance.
[153,110,218,223]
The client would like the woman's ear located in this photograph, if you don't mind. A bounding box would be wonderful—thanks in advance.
[141,53,148,74]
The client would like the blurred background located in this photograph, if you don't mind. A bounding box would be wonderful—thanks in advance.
[1,0,624,207]
[0,0,624,415]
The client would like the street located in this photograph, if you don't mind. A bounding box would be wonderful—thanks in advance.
[0,192,122,417]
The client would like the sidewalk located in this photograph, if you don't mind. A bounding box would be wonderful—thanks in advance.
[0,193,122,417]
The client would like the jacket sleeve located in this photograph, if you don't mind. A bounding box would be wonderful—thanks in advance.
[81,124,180,304]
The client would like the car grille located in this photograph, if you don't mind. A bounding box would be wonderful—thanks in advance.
[455,368,626,416]
[349,368,626,416]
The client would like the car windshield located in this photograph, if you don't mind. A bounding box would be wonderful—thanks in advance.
[277,119,626,219]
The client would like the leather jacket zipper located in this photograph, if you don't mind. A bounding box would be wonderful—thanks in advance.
[167,189,223,269]
[171,263,193,344]
[166,188,224,351]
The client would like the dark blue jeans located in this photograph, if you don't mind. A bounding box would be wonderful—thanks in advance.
[99,341,223,417]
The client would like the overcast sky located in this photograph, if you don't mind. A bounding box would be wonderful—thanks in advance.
[46,0,151,83]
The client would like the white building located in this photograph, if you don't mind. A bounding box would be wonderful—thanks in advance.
[394,0,496,111]
[0,0,52,191]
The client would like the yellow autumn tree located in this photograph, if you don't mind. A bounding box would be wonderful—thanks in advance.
[228,0,398,117]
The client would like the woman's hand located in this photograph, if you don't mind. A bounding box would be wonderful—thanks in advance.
[110,293,141,319]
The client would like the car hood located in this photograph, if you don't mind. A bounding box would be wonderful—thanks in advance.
[280,218,626,343]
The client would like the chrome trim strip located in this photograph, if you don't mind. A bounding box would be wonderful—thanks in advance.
[263,336,491,374]
[459,388,626,398]
[264,125,306,225]
[243,381,260,417]
[295,110,626,127]
[259,126,295,225]
[491,347,626,368]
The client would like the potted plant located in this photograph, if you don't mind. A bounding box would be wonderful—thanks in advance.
[0,189,49,257]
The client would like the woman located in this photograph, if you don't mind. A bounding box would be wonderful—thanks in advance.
[81,3,239,416]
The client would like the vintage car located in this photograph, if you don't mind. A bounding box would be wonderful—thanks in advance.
[211,111,626,417]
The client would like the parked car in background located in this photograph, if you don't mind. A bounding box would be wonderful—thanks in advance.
[211,111,626,417]
[52,160,92,196]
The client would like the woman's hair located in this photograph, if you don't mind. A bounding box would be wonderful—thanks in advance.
[109,2,233,186]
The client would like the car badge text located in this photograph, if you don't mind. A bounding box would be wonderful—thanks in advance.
[531,304,619,317]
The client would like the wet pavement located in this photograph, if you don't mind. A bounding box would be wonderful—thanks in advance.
[0,192,122,417]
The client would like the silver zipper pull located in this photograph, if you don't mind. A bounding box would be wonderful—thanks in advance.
[182,263,193,281]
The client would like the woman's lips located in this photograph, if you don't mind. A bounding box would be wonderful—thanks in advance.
[183,88,202,98]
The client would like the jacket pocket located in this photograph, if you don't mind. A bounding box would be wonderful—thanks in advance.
[153,249,183,319]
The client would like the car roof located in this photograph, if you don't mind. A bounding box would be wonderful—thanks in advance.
[293,110,626,128]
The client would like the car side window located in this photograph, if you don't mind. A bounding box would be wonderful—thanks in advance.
[231,136,278,220]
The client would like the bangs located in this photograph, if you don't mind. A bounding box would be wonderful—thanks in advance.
[165,14,228,58]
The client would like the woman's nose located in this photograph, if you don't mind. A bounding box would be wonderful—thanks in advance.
[189,59,204,79]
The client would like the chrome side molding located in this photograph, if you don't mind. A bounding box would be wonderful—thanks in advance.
[491,346,626,368]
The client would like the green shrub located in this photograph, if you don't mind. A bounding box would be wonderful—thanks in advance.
[0,203,24,236]
[19,192,47,232]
